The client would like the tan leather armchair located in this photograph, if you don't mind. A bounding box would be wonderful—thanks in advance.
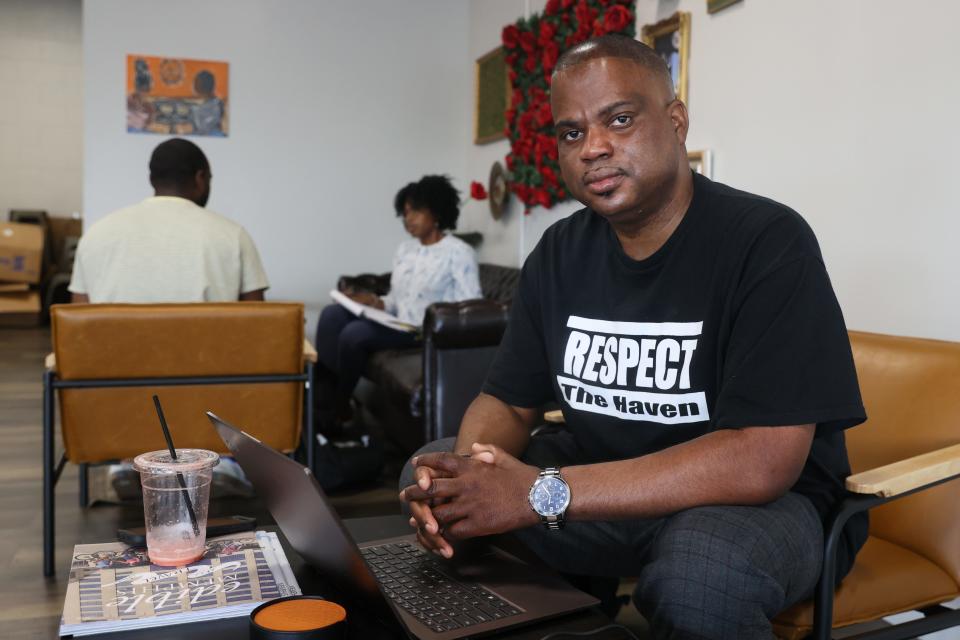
[773,330,960,639]
[547,330,960,639]
[42,302,317,577]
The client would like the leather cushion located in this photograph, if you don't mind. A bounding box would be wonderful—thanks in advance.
[847,331,960,584]
[61,384,301,462]
[478,264,520,305]
[773,535,960,640]
[52,302,303,379]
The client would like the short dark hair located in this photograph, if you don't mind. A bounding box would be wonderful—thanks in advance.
[554,34,675,99]
[194,70,215,94]
[393,175,461,231]
[149,138,209,190]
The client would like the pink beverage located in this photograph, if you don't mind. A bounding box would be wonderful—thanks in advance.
[133,449,219,566]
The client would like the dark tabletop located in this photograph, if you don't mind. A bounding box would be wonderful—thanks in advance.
[76,515,626,640]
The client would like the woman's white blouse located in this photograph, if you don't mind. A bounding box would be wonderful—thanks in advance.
[381,235,483,326]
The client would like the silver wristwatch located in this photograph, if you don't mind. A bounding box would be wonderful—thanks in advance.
[527,467,571,530]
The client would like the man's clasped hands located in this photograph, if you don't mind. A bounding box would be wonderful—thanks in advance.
[399,443,541,559]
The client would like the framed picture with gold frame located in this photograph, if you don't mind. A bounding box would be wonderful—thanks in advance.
[474,46,510,145]
[641,12,691,105]
[707,0,742,14]
[688,149,713,179]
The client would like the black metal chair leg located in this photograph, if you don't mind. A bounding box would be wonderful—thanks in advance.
[306,361,315,473]
[78,463,89,507]
[43,369,56,577]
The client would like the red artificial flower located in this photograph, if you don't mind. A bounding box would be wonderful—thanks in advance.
[538,133,559,161]
[505,108,517,125]
[538,20,557,47]
[524,55,538,73]
[519,30,537,54]
[511,88,524,108]
[603,4,632,32]
[529,86,547,104]
[541,166,560,188]
[502,24,520,49]
[542,40,560,74]
[518,110,536,135]
[508,69,518,85]
[533,188,552,208]
[545,0,561,16]
[534,100,553,128]
[593,19,606,37]
[505,155,515,171]
[562,0,575,8]
[470,181,488,200]
[512,183,530,202]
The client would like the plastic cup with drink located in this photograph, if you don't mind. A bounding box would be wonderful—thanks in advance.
[133,449,219,566]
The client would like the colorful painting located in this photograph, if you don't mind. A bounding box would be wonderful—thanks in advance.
[126,55,229,137]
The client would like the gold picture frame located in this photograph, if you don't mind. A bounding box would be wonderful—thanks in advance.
[688,149,713,179]
[474,46,510,145]
[707,0,742,14]
[641,12,691,105]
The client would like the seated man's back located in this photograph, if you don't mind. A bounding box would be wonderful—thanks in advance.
[69,138,268,303]
[71,196,267,302]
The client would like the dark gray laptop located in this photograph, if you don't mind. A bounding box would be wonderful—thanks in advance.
[207,412,598,640]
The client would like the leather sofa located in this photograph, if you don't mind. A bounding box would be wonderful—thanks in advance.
[338,263,520,454]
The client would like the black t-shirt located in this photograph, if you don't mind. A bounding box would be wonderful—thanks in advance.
[484,173,868,576]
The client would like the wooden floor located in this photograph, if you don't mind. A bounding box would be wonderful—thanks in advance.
[0,326,401,639]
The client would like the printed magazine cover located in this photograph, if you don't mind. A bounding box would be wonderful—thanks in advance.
[60,531,300,637]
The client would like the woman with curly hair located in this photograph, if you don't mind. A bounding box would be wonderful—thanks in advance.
[315,175,482,435]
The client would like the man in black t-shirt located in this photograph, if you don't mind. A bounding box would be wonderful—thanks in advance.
[400,35,867,639]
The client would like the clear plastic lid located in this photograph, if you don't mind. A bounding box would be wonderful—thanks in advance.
[133,449,220,474]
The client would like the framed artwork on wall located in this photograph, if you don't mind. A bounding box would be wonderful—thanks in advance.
[641,12,691,105]
[688,149,713,178]
[474,46,510,145]
[707,0,743,14]
[126,55,228,136]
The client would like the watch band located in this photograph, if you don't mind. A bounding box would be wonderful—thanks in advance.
[539,467,565,531]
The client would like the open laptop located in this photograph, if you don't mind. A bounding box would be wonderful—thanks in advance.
[207,412,598,639]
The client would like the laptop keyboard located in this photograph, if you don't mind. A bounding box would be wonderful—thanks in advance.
[361,542,523,633]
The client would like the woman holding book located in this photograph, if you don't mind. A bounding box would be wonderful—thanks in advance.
[315,175,482,436]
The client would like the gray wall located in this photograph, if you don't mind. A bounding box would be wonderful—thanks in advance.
[0,0,82,219]
[82,0,472,330]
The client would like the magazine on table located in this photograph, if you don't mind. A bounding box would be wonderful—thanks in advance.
[329,289,418,333]
[59,530,301,637]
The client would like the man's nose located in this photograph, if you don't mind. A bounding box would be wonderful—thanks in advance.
[579,127,613,162]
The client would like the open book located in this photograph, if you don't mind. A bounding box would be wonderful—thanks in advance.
[59,531,300,637]
[330,289,418,333]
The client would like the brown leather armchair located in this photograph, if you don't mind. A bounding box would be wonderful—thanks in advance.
[42,302,316,576]
[773,330,960,639]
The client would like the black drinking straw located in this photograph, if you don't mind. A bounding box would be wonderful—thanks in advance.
[152,395,201,537]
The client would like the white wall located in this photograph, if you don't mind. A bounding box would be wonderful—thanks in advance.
[462,0,960,342]
[0,0,82,219]
[83,0,471,330]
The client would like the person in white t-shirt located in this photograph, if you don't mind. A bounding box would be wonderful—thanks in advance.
[69,137,268,303]
[68,138,269,498]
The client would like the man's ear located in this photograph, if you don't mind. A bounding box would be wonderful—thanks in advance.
[668,99,689,145]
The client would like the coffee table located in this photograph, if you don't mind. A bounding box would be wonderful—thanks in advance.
[77,515,624,640]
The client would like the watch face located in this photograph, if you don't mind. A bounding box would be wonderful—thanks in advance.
[530,476,570,517]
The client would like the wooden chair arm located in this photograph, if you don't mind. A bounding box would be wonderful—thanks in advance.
[845,442,960,497]
[543,409,564,424]
[302,339,318,364]
[45,352,56,370]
